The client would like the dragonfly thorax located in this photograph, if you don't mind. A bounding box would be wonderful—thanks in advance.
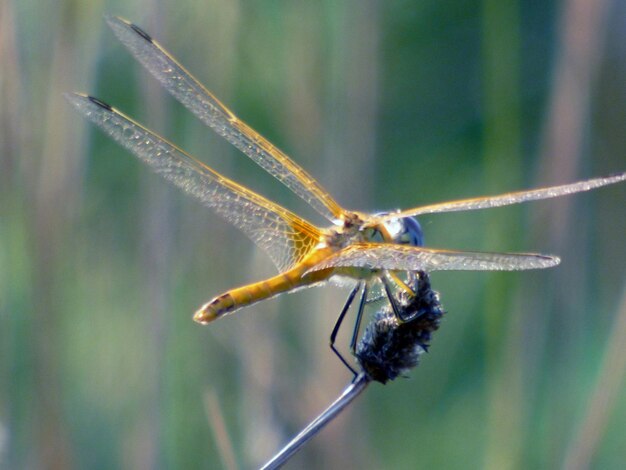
[324,212,367,249]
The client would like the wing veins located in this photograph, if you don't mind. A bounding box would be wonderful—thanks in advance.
[378,173,626,223]
[105,15,344,223]
[306,243,560,273]
[65,92,321,272]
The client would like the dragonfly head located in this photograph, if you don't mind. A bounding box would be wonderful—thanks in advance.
[374,213,424,247]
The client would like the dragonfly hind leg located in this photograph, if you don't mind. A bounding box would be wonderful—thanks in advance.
[330,282,367,375]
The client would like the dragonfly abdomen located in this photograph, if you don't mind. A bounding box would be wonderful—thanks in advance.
[193,249,335,324]
[193,273,294,324]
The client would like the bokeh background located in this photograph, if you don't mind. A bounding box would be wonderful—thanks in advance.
[2,0,626,468]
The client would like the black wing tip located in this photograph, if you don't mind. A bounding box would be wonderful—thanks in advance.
[104,14,154,43]
[86,95,113,111]
[63,92,111,111]
[129,22,154,43]
[64,93,115,117]
[541,255,561,267]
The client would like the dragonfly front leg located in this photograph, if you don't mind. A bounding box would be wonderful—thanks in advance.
[381,271,420,322]
[388,271,416,299]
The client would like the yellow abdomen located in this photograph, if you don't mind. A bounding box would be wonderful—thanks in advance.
[193,246,335,324]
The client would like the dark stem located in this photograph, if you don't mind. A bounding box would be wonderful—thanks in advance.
[259,373,370,470]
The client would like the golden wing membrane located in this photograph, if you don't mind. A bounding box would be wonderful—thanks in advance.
[306,242,560,273]
[65,93,321,272]
[376,173,626,224]
[105,15,344,223]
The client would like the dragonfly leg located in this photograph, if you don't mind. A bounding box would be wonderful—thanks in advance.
[406,271,419,291]
[388,271,416,298]
[349,284,369,355]
[382,274,406,321]
[330,282,363,375]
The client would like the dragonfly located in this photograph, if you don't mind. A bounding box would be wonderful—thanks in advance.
[260,271,444,469]
[67,16,626,372]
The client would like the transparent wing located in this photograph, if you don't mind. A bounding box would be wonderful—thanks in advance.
[105,15,344,223]
[375,173,626,224]
[306,243,560,273]
[65,93,321,272]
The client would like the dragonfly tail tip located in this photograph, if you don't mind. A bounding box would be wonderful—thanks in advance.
[193,305,218,325]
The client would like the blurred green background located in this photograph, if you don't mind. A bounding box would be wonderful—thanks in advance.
[2,0,626,468]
